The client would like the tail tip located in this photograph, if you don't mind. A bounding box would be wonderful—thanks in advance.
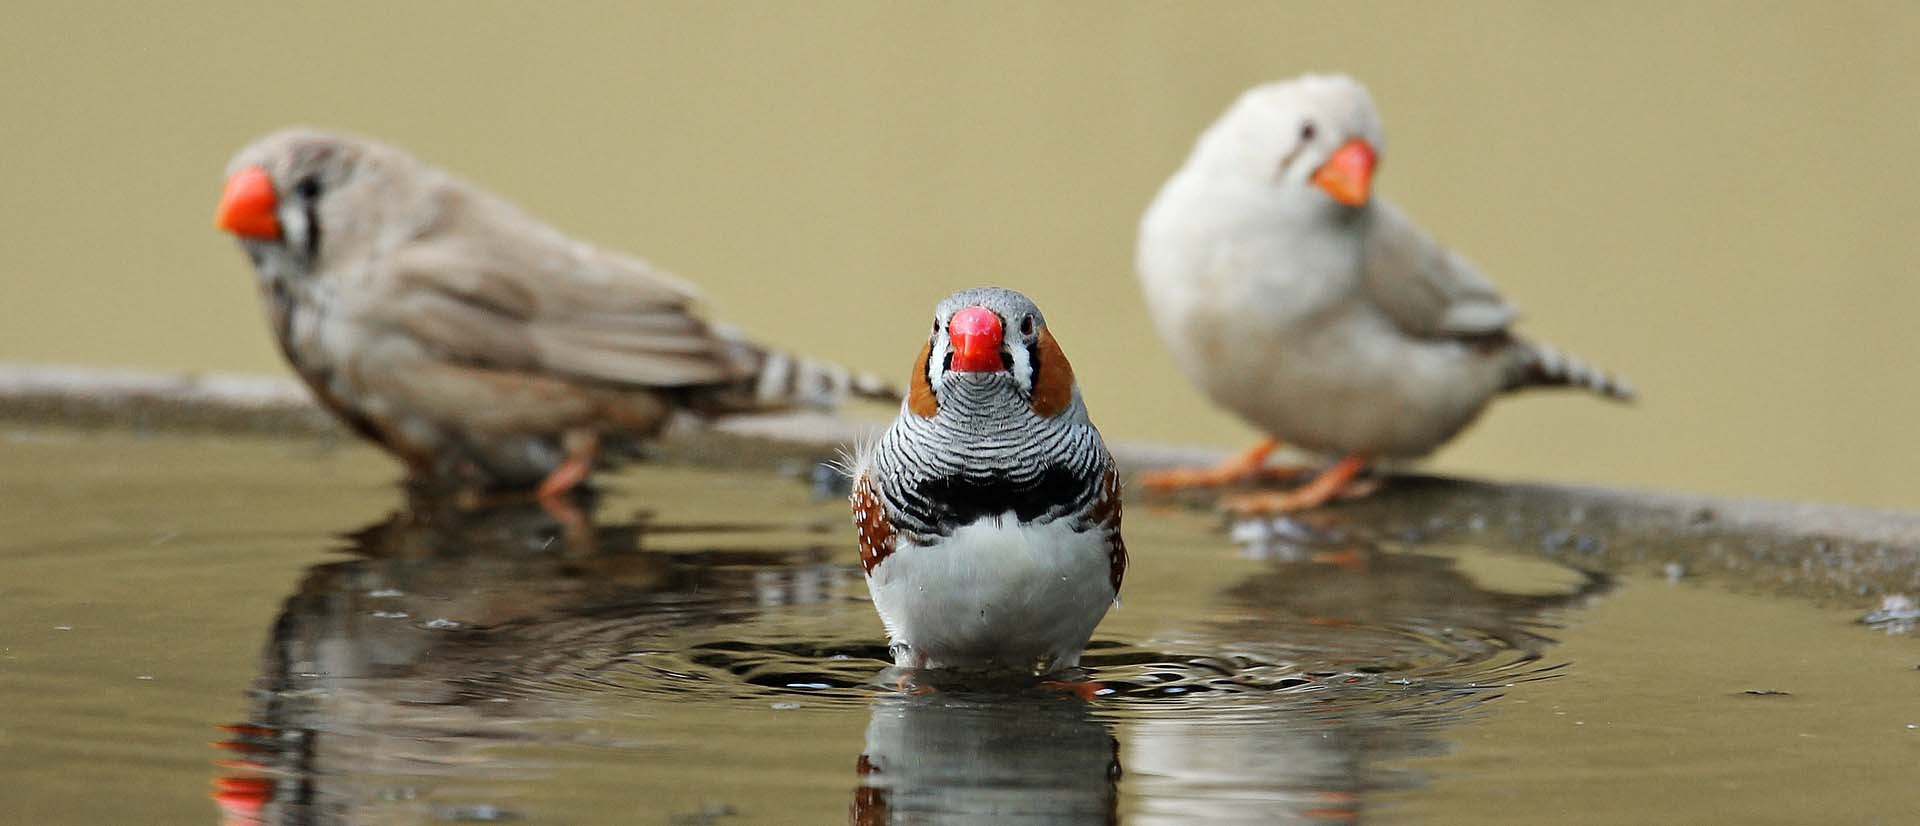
[1517,342,1637,403]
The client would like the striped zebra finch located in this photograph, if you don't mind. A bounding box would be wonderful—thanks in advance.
[849,287,1124,674]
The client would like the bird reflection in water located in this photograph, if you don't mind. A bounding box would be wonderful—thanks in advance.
[1119,518,1611,824]
[842,519,1609,825]
[852,687,1121,826]
[210,492,846,826]
[205,497,1613,825]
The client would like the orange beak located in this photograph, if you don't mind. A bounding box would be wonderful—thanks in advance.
[946,306,1005,373]
[1310,139,1377,207]
[214,166,282,240]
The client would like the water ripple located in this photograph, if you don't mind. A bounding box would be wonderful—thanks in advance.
[194,495,1612,825]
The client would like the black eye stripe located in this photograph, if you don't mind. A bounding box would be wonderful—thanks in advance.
[281,175,324,261]
[1274,121,1320,180]
[924,336,941,388]
[301,196,322,260]
[1024,339,1041,400]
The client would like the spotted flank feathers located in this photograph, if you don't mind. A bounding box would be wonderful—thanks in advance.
[1088,465,1127,595]
[850,470,897,575]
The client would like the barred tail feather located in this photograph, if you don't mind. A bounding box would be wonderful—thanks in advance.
[712,324,902,412]
[1506,340,1636,401]
[751,349,901,408]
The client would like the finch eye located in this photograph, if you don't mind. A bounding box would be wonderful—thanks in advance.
[293,175,322,201]
[932,317,940,334]
[1019,315,1034,336]
[1299,122,1317,142]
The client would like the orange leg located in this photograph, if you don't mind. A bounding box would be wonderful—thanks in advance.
[1221,454,1373,515]
[534,432,600,544]
[1138,437,1309,491]
[536,431,600,500]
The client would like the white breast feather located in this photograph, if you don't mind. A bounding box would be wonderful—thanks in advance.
[867,515,1114,671]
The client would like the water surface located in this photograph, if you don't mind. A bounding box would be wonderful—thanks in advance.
[1,429,1915,824]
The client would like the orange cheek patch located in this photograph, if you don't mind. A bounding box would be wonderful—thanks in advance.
[907,337,939,418]
[1028,329,1075,418]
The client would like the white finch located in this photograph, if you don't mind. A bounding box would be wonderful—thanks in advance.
[1137,75,1631,512]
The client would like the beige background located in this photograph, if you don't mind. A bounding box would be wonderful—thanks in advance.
[1,2,1914,509]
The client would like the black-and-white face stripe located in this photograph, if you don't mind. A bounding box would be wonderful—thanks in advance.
[923,288,1047,401]
[876,289,1106,539]
[281,174,324,263]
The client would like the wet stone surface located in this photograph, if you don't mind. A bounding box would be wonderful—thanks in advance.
[1,428,1916,825]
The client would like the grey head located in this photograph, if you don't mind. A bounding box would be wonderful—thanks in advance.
[215,128,425,287]
[877,286,1109,537]
[910,286,1082,422]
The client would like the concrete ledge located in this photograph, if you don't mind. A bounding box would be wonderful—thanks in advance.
[0,362,1223,469]
[1324,474,1920,599]
[0,362,336,436]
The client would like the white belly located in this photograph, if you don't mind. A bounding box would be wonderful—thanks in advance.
[867,516,1115,673]
[1139,185,1512,458]
[1201,306,1505,457]
[1143,244,1502,458]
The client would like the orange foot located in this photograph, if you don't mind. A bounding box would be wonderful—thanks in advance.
[1138,438,1311,491]
[1041,679,1107,702]
[537,493,598,552]
[892,673,936,695]
[1221,454,1375,515]
[1310,545,1372,573]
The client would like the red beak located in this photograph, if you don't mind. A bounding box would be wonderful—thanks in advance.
[1311,139,1377,207]
[214,166,282,240]
[947,306,1004,373]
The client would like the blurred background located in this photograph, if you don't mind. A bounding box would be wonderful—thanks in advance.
[1,2,1914,509]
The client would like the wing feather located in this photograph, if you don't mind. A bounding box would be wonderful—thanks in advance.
[369,180,742,388]
[1362,200,1519,338]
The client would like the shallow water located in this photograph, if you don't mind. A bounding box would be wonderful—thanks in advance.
[1,429,1915,825]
